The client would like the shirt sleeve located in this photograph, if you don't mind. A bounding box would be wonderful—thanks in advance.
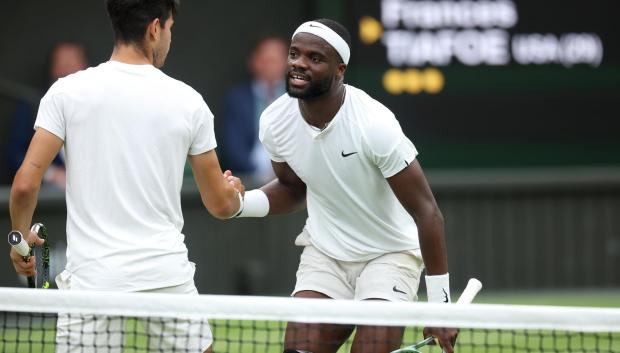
[363,114,418,178]
[189,102,217,155]
[34,84,66,141]
[258,113,285,163]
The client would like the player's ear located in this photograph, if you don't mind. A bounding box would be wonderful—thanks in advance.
[336,63,347,80]
[146,18,161,41]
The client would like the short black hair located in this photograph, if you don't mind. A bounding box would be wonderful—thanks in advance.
[106,0,179,44]
[314,18,352,63]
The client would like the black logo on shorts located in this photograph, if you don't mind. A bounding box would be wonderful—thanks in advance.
[442,288,449,303]
[392,286,407,295]
[341,151,358,157]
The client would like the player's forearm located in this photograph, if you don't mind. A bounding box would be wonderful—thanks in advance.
[416,209,448,275]
[261,178,306,215]
[205,182,242,219]
[9,173,40,236]
[234,165,306,218]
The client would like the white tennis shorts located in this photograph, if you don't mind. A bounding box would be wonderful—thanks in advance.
[55,269,212,353]
[292,231,424,302]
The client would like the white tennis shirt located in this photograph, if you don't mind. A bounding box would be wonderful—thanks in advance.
[260,85,420,261]
[35,61,216,291]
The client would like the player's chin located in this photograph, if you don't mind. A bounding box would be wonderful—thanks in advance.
[286,78,311,97]
[286,86,309,98]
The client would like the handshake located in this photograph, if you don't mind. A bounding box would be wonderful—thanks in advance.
[221,170,270,219]
[223,170,245,198]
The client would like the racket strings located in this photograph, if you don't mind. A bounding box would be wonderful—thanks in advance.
[31,223,51,289]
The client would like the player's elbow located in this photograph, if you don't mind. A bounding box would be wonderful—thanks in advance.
[416,204,444,231]
[10,177,39,205]
[205,199,238,220]
[432,207,444,226]
[430,206,444,230]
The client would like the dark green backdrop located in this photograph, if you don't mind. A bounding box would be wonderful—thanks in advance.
[2,1,619,185]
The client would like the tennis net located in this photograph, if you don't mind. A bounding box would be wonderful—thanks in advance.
[0,287,619,353]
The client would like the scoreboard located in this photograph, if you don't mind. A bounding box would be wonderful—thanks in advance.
[345,0,620,168]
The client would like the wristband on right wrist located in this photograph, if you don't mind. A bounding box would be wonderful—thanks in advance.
[235,189,269,218]
[230,190,244,218]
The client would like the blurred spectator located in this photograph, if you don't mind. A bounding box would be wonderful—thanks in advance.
[7,42,87,189]
[221,36,288,182]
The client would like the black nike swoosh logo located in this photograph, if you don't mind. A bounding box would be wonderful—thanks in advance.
[341,151,358,157]
[392,286,407,295]
[309,24,322,28]
[442,288,449,303]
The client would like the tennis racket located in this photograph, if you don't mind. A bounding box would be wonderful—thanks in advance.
[7,223,50,289]
[390,278,483,353]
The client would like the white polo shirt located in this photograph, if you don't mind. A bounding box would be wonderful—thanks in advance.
[35,61,216,291]
[260,85,419,261]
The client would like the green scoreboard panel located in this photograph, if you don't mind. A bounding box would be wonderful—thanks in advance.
[345,0,620,168]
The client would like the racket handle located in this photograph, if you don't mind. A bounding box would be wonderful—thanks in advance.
[8,231,30,257]
[456,278,482,304]
[394,279,482,353]
[8,230,36,288]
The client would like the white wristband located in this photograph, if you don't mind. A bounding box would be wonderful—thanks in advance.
[425,273,451,303]
[235,189,269,218]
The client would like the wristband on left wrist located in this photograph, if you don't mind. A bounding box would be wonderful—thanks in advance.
[425,273,451,303]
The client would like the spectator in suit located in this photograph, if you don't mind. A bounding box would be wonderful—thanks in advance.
[221,36,288,182]
[7,42,87,190]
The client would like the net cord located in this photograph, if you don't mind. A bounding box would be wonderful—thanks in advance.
[0,287,618,332]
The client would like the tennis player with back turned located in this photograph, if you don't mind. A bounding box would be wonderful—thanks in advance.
[7,1,244,352]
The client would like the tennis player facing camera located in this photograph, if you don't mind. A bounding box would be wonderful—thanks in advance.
[8,1,243,352]
[231,19,458,353]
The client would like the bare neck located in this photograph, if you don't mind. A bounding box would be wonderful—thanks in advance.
[299,84,346,130]
[110,43,153,65]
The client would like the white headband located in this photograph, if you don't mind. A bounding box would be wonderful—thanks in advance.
[292,21,350,65]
